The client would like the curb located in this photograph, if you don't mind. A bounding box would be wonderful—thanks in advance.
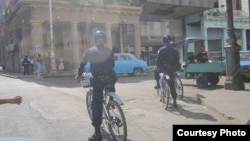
[0,72,75,79]
[196,94,240,123]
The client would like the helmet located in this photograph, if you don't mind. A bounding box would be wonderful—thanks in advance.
[162,34,171,43]
[94,30,107,42]
[170,41,176,48]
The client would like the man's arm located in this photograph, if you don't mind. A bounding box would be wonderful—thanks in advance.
[156,49,163,71]
[77,51,89,77]
[0,96,22,105]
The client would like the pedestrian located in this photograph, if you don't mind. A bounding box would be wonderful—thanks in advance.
[58,58,64,72]
[140,51,147,62]
[21,56,30,75]
[156,33,180,108]
[75,30,117,141]
[0,96,22,105]
[36,53,43,76]
[29,55,34,75]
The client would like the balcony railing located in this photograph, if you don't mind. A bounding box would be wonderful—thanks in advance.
[204,8,249,18]
[65,0,141,7]
[145,0,213,8]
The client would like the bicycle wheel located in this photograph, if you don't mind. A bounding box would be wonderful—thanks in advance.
[165,85,171,109]
[175,77,184,99]
[156,88,161,97]
[86,90,93,119]
[106,100,127,141]
[161,82,170,110]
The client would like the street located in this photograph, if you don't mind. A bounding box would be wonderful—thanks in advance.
[0,74,246,141]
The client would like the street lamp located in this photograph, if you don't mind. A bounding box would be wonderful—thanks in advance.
[224,0,244,90]
[49,0,56,74]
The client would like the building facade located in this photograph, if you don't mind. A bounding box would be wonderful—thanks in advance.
[0,0,214,74]
[139,0,213,65]
[185,0,250,60]
[0,0,141,74]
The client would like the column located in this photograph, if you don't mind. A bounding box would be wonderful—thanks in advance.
[119,24,124,53]
[30,21,44,55]
[223,28,227,57]
[30,21,47,73]
[133,24,141,58]
[71,22,80,72]
[105,23,112,49]
[241,29,247,51]
[204,27,208,51]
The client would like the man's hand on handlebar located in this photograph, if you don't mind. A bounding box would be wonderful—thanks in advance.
[75,75,81,81]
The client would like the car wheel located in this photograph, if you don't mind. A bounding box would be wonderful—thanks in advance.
[133,68,142,76]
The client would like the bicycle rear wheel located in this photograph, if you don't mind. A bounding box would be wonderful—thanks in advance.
[175,77,184,99]
[106,100,127,141]
[86,90,93,119]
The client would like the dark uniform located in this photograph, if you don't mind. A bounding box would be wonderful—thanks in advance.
[154,41,177,89]
[77,30,117,141]
[22,56,30,75]
[156,34,179,108]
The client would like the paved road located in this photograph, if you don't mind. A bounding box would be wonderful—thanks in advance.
[0,74,244,141]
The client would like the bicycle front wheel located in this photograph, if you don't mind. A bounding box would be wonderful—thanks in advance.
[175,77,184,99]
[86,90,93,119]
[161,83,170,110]
[165,85,170,110]
[107,100,127,141]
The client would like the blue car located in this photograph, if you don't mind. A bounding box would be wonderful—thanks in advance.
[84,53,148,76]
[240,51,250,80]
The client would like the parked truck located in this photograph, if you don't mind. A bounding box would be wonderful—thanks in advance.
[178,37,226,88]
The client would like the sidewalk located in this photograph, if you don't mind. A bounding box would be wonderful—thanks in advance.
[197,85,250,124]
[1,71,250,124]
[0,71,75,79]
[193,76,250,124]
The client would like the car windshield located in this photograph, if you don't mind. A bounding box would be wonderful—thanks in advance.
[240,52,250,61]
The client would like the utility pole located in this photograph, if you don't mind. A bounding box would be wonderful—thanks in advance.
[224,0,244,90]
[49,0,56,74]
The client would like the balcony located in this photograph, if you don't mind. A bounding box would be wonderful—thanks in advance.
[203,8,250,29]
[140,0,214,19]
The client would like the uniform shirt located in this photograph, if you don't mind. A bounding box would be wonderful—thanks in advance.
[78,45,115,77]
[22,58,29,65]
[156,44,180,72]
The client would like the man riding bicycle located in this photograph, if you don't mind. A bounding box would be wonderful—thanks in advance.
[154,40,177,89]
[155,34,180,108]
[76,30,117,141]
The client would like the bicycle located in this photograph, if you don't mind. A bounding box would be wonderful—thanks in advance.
[157,72,183,109]
[156,72,184,99]
[80,73,127,141]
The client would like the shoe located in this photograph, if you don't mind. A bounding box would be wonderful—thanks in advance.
[154,84,160,89]
[88,132,102,141]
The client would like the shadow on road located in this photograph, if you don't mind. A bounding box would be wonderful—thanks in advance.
[167,104,218,122]
[101,129,133,141]
[182,83,224,90]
